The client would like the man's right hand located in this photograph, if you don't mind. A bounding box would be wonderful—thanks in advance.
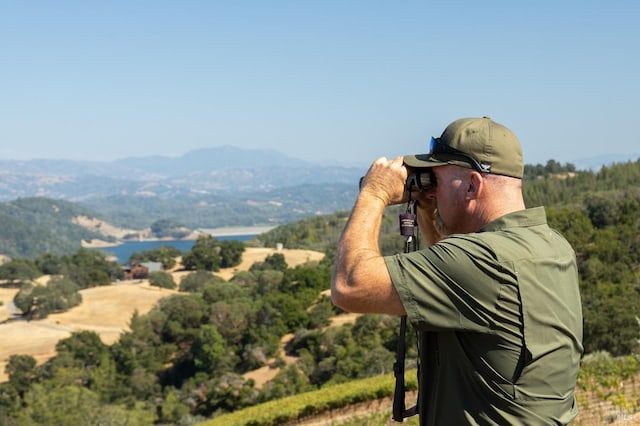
[359,156,409,207]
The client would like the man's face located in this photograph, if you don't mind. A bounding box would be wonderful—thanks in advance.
[430,165,471,235]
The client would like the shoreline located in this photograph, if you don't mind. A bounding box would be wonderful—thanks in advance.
[203,225,276,237]
[81,225,276,249]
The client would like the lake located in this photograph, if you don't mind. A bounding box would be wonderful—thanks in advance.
[94,235,256,264]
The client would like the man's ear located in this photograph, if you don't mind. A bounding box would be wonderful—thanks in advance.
[466,171,483,200]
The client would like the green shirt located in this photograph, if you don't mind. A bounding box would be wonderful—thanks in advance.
[385,207,583,425]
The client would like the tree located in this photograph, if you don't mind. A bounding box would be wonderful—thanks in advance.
[181,236,245,271]
[263,293,309,331]
[200,373,257,415]
[158,294,208,345]
[182,235,221,271]
[88,352,118,403]
[218,239,245,268]
[546,207,593,254]
[64,249,123,288]
[201,281,247,304]
[35,252,67,275]
[209,300,255,347]
[114,310,174,375]
[582,285,640,356]
[361,346,396,377]
[0,258,40,283]
[46,277,82,312]
[22,383,154,425]
[282,263,332,307]
[159,387,190,424]
[258,365,313,402]
[13,282,36,316]
[24,384,102,425]
[308,295,335,329]
[249,252,288,273]
[254,270,284,296]
[192,325,228,374]
[56,330,109,369]
[129,245,181,270]
[5,354,37,399]
[0,382,22,423]
[179,270,221,293]
[128,367,160,401]
[149,271,176,289]
[228,270,257,288]
[150,219,190,239]
[13,278,81,319]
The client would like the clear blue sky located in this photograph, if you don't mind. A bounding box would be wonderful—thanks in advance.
[1,1,638,168]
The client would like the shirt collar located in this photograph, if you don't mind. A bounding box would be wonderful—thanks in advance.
[479,206,547,233]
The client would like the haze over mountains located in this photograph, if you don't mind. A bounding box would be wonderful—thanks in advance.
[1,145,637,203]
[0,146,637,259]
[0,147,367,258]
[0,146,366,202]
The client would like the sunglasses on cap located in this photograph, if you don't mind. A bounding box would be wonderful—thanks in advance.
[429,137,491,173]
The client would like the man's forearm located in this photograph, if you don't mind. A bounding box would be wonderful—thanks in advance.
[335,192,386,279]
[331,192,405,314]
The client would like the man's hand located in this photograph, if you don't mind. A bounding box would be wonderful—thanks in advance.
[359,156,409,207]
[331,155,408,315]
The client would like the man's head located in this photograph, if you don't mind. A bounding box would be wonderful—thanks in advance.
[406,117,526,235]
[404,117,524,179]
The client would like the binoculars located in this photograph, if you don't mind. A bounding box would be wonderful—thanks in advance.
[405,170,435,192]
[359,169,435,192]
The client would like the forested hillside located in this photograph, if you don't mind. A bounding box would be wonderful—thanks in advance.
[257,159,640,356]
[524,160,640,355]
[0,198,114,258]
[80,182,358,230]
[0,159,639,425]
[0,182,360,259]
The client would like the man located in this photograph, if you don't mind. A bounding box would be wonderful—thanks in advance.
[331,117,583,425]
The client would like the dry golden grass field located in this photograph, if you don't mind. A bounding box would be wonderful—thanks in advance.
[0,247,324,383]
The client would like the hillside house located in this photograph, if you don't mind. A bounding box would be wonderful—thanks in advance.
[123,261,163,280]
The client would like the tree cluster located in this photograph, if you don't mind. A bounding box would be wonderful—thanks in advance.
[129,245,182,270]
[1,249,124,319]
[1,255,407,425]
[2,235,246,320]
[519,160,640,355]
[547,195,640,355]
[260,160,640,357]
[181,235,245,271]
[13,278,82,320]
[1,159,639,424]
[149,219,191,240]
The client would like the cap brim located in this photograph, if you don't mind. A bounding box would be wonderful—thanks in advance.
[403,154,448,169]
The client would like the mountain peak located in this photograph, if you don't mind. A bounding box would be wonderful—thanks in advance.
[110,145,311,175]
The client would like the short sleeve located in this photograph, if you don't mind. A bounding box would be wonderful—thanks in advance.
[385,236,518,333]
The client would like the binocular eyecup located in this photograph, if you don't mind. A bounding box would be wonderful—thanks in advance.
[359,169,435,192]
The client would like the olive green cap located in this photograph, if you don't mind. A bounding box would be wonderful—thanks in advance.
[404,117,524,179]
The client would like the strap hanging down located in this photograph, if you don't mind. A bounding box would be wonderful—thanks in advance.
[393,315,417,421]
[392,202,420,422]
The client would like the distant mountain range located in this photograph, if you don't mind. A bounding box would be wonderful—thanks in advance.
[0,146,638,259]
[0,147,367,251]
[3,146,637,202]
[0,146,367,202]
